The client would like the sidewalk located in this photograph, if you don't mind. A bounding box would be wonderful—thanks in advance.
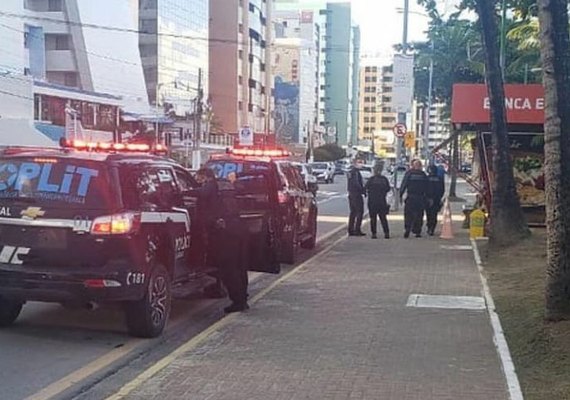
[119,217,508,400]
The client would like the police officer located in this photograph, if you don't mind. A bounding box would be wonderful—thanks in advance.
[425,165,445,236]
[347,159,366,236]
[365,163,391,239]
[196,168,249,313]
[400,159,428,238]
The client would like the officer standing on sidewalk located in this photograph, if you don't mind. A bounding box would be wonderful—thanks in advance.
[196,168,249,313]
[400,159,428,238]
[425,165,445,236]
[365,163,391,239]
[347,159,366,236]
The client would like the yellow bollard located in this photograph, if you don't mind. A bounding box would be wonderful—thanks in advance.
[469,208,486,239]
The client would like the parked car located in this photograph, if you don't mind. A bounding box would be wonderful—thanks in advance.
[310,162,335,183]
[207,148,318,265]
[334,159,349,175]
[293,162,318,196]
[360,165,373,181]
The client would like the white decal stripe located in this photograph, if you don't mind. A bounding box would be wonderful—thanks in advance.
[0,217,75,228]
[140,211,190,232]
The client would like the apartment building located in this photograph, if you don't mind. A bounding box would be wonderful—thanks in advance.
[14,0,148,104]
[274,9,321,145]
[209,0,274,134]
[139,0,209,116]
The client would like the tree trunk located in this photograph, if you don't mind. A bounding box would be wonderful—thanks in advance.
[449,133,458,198]
[538,0,570,320]
[475,0,530,246]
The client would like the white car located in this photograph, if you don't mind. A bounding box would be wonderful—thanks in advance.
[310,162,335,183]
[293,162,319,195]
[360,165,373,181]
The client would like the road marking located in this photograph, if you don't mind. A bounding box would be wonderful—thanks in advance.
[106,234,349,400]
[471,238,523,400]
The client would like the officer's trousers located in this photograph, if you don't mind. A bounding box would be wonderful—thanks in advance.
[348,194,364,234]
[404,196,425,235]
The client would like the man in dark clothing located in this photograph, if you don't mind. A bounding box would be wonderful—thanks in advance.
[400,159,428,238]
[425,165,446,236]
[196,168,249,313]
[365,163,391,239]
[347,159,366,236]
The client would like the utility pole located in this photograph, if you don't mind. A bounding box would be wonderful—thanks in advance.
[423,41,434,163]
[335,121,339,145]
[394,0,409,212]
[193,68,203,170]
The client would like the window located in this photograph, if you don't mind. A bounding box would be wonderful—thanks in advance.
[48,0,63,12]
[64,72,78,87]
[55,35,70,50]
[364,97,370,103]
[173,168,198,192]
[122,167,178,210]
[238,49,244,59]
[364,117,370,123]
[371,117,376,123]
[239,23,244,34]
[238,75,243,85]
[382,107,392,113]
[363,127,370,133]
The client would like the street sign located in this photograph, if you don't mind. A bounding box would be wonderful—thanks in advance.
[393,123,407,138]
[404,131,415,149]
[239,126,253,146]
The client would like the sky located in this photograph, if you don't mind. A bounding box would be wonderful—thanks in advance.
[352,0,430,60]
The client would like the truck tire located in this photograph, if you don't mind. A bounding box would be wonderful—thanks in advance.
[301,211,318,250]
[0,297,23,327]
[125,264,172,338]
[281,225,297,265]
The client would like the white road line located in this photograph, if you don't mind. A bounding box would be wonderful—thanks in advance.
[471,238,524,400]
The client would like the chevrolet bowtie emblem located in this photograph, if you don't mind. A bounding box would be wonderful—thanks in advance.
[20,207,46,220]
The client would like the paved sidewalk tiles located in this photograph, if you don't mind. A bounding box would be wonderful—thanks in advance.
[124,221,508,400]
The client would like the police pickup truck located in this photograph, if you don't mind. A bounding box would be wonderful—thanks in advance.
[0,141,281,338]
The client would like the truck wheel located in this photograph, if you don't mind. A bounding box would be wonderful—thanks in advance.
[0,297,23,327]
[125,264,172,338]
[281,225,297,265]
[301,212,318,250]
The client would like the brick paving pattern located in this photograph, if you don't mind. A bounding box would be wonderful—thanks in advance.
[126,219,508,400]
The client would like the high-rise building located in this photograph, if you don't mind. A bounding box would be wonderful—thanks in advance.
[209,0,274,135]
[13,0,148,104]
[139,0,208,116]
[323,2,352,146]
[350,25,361,146]
[273,9,321,145]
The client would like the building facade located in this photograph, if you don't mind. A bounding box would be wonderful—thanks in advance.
[323,2,352,146]
[139,0,208,116]
[274,9,320,146]
[350,25,361,146]
[14,0,148,107]
[209,0,274,135]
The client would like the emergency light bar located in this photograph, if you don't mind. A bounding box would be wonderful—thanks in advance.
[229,148,290,158]
[60,139,167,154]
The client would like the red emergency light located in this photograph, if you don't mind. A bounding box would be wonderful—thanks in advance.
[60,139,167,154]
[229,147,290,158]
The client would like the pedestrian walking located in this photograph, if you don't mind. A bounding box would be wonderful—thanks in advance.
[196,168,249,313]
[425,165,446,236]
[347,159,366,236]
[400,159,428,238]
[365,163,391,239]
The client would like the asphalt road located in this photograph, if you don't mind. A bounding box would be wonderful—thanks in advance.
[0,175,350,400]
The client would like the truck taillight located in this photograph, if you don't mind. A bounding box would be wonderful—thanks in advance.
[91,212,141,235]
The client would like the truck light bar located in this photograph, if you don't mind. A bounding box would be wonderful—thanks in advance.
[229,148,290,158]
[60,139,167,154]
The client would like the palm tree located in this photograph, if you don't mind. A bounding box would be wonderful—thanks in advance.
[537,0,570,320]
[474,0,530,246]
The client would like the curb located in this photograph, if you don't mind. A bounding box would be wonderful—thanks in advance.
[471,238,524,400]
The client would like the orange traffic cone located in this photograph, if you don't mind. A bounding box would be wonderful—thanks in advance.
[440,198,454,240]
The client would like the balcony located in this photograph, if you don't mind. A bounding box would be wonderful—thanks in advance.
[45,50,76,72]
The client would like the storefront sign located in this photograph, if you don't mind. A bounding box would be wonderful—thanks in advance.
[451,84,545,124]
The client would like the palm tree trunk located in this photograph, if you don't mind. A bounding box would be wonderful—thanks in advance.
[475,0,530,246]
[538,0,570,320]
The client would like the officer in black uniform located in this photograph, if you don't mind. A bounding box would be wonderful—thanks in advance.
[365,163,391,239]
[425,165,445,236]
[196,168,249,313]
[400,159,428,238]
[347,159,366,236]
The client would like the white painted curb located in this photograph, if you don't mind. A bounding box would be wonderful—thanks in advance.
[471,238,524,400]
